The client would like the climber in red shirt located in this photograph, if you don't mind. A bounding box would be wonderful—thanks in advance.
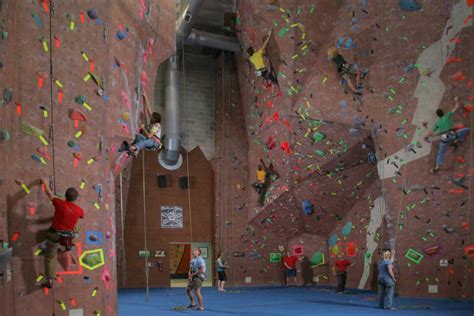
[283,251,303,286]
[333,256,354,293]
[40,178,84,288]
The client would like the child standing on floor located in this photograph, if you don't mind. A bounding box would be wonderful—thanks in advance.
[216,251,229,292]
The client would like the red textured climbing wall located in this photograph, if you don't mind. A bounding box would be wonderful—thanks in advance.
[213,0,473,298]
[0,1,175,315]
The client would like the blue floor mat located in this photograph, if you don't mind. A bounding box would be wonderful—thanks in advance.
[118,286,474,316]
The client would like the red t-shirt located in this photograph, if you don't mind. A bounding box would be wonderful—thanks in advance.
[284,256,298,269]
[51,198,84,231]
[335,259,351,272]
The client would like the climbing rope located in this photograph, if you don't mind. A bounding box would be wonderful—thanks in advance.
[462,106,473,295]
[180,31,194,246]
[142,151,150,303]
[119,170,127,285]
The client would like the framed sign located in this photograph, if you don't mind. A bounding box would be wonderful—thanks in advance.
[154,250,166,257]
[161,206,183,228]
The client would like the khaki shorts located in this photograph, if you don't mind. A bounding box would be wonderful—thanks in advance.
[340,63,358,80]
[187,277,203,289]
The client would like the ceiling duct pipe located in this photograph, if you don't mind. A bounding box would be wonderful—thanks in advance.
[159,0,241,169]
[159,0,204,169]
[185,29,241,53]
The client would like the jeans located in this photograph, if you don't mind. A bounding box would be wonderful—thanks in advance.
[336,272,347,292]
[134,134,159,151]
[378,277,395,308]
[436,128,470,166]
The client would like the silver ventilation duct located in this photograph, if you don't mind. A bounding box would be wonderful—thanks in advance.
[159,0,240,169]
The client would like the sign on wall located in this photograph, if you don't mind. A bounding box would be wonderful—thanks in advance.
[161,206,183,228]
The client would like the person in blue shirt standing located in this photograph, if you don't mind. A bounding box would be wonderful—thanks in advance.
[377,250,398,310]
[187,248,206,311]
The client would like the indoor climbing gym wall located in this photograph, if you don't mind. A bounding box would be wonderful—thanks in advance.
[212,0,474,299]
[0,0,175,315]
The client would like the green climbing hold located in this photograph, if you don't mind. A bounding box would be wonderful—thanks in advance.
[75,95,86,104]
[278,27,289,37]
[1,129,10,141]
[269,253,282,263]
[310,251,324,266]
[312,131,325,142]
[21,123,44,137]
[315,149,326,157]
[67,140,76,148]
[341,221,352,236]
[3,88,12,105]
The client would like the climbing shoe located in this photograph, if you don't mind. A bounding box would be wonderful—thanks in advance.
[118,141,130,152]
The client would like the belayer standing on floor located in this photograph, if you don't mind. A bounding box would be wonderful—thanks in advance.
[333,255,353,293]
[327,46,363,95]
[216,251,229,292]
[377,250,398,310]
[187,248,206,311]
[283,251,303,286]
[424,96,471,174]
[247,29,279,88]
[119,89,162,157]
[40,178,84,288]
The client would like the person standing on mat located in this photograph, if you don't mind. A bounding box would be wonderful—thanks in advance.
[283,251,302,286]
[216,251,229,292]
[377,250,398,310]
[187,248,206,311]
[40,178,84,288]
[333,255,353,293]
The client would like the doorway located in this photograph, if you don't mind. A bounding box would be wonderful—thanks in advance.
[169,242,212,288]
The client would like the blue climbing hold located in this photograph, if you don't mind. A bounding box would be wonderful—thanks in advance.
[342,221,353,236]
[328,234,339,247]
[302,200,314,215]
[399,0,421,11]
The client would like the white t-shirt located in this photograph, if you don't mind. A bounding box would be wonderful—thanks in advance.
[149,123,161,139]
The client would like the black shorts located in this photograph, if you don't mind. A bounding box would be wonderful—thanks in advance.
[218,271,227,281]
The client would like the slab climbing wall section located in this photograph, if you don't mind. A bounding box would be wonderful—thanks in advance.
[0,1,175,315]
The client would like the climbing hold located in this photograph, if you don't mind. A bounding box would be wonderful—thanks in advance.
[3,88,12,105]
[1,129,10,141]
[310,252,325,267]
[87,9,99,20]
[328,234,338,247]
[68,109,87,122]
[341,222,352,236]
[302,200,314,215]
[121,111,130,121]
[312,131,325,142]
[399,0,421,11]
[116,30,128,40]
[21,123,44,137]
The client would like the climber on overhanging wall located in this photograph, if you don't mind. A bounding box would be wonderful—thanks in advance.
[251,163,267,206]
[327,46,363,95]
[40,178,84,289]
[424,96,471,174]
[119,89,162,158]
[247,28,279,88]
